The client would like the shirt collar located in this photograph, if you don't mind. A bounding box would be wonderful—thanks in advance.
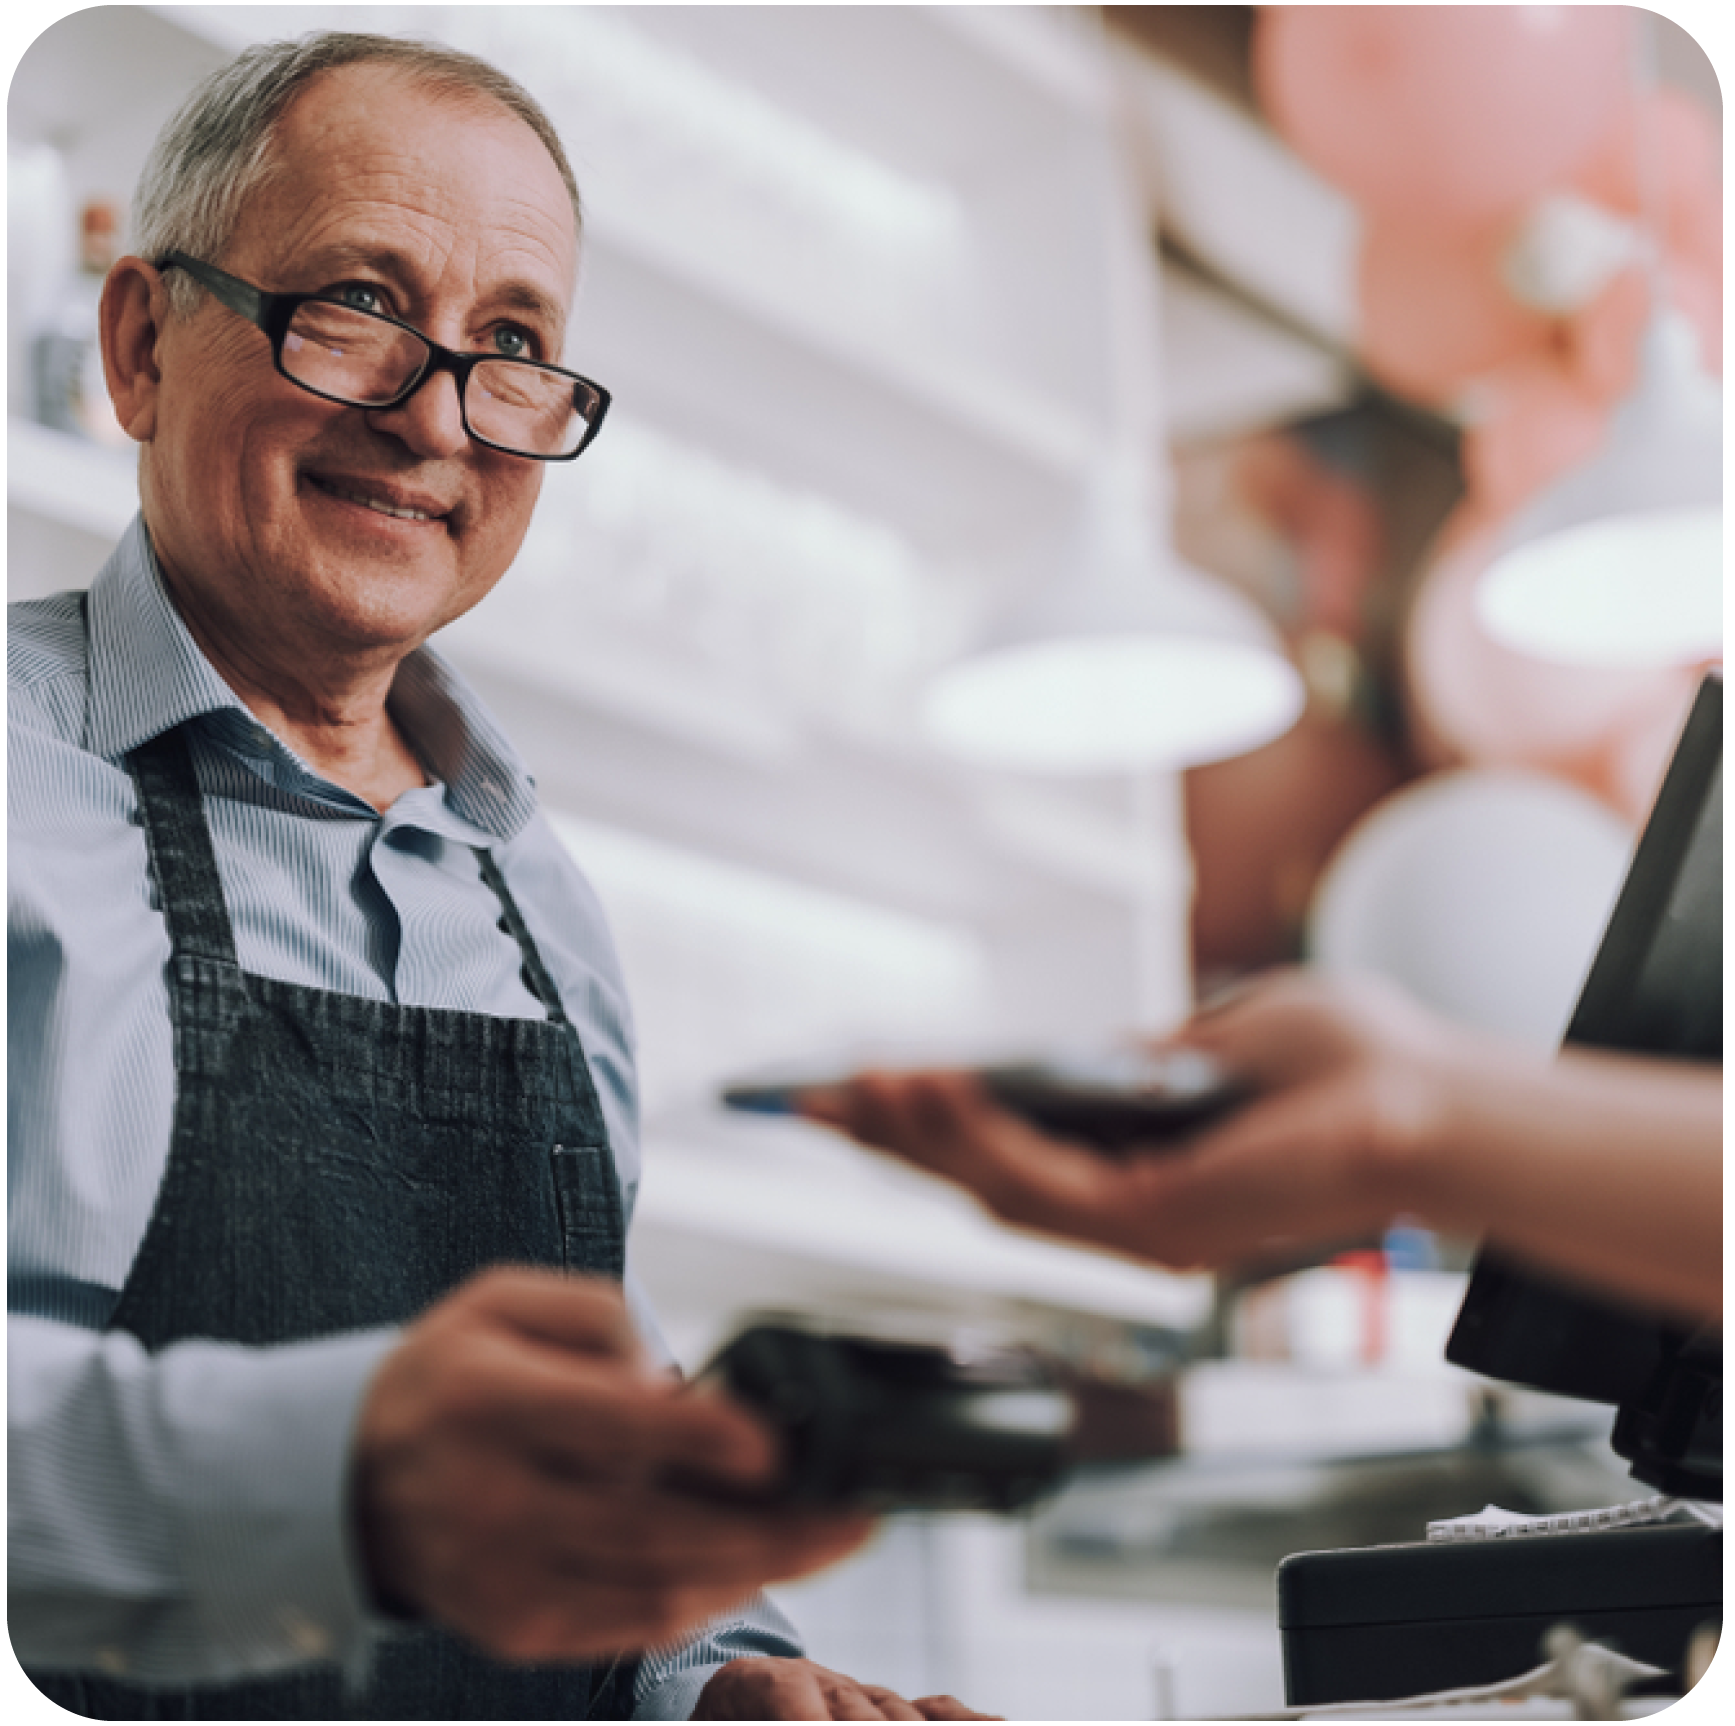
[85,516,245,759]
[84,515,540,844]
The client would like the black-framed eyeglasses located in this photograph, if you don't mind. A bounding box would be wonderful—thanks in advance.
[157,250,610,462]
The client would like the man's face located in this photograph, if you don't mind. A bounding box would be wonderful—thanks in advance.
[141,62,577,669]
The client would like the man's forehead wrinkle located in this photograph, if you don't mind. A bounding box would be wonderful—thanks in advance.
[265,158,558,249]
[256,68,577,277]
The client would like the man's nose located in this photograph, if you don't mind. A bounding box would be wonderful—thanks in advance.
[366,367,470,460]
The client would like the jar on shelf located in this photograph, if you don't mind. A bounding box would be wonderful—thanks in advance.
[32,195,129,447]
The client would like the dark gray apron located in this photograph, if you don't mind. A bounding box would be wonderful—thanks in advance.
[30,724,640,1719]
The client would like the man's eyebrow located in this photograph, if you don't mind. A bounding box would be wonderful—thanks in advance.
[491,279,568,329]
[298,243,567,329]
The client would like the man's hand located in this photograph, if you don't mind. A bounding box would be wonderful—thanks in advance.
[352,1268,872,1664]
[693,1657,999,1720]
[801,970,1458,1271]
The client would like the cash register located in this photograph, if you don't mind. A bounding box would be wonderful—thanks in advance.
[1277,670,1723,1708]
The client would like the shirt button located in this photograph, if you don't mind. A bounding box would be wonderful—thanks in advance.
[277,1606,332,1659]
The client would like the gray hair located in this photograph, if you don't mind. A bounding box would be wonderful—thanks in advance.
[132,31,582,318]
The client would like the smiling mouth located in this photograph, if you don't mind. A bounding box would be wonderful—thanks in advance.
[308,474,443,524]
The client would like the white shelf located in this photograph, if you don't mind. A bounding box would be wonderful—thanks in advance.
[441,585,806,769]
[566,229,1087,569]
[1131,51,1362,354]
[584,200,1098,491]
[926,3,1109,115]
[8,416,140,542]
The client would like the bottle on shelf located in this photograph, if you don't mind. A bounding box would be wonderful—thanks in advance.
[32,195,130,448]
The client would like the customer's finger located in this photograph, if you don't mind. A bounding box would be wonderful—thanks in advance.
[822,1071,1178,1258]
[1102,1081,1403,1267]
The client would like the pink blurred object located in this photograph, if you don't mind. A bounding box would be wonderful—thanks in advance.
[1571,85,1721,262]
[1568,86,1728,392]
[1458,353,1611,519]
[1569,257,1722,400]
[1357,215,1554,402]
[1563,84,1723,388]
[1254,5,1633,224]
[1403,504,1703,822]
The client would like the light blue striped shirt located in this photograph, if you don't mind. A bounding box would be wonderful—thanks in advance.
[7,517,801,1713]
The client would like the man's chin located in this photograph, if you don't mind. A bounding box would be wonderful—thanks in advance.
[283,560,479,664]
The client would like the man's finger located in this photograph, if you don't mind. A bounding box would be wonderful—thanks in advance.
[398,1328,782,1486]
[820,1679,892,1721]
[456,1266,647,1358]
[535,1488,873,1585]
[745,1662,835,1721]
[857,1683,925,1720]
[913,1696,1002,1721]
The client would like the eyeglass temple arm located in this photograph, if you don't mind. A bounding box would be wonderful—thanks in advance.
[158,251,270,329]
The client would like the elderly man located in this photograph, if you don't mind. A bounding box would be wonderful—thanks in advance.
[8,32,984,1723]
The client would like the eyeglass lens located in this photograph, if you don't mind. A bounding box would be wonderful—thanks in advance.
[280,301,594,458]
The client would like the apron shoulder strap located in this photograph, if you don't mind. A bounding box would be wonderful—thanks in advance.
[127,725,240,967]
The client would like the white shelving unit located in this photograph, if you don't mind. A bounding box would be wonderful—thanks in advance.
[8,415,140,544]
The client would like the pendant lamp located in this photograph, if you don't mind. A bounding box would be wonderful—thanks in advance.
[922,453,1304,774]
[1474,14,1721,670]
[1475,310,1721,667]
[921,34,1303,779]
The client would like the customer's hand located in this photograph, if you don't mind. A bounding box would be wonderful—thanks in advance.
[802,970,1458,1271]
[694,1656,999,1719]
[352,1268,873,1663]
[806,967,1723,1323]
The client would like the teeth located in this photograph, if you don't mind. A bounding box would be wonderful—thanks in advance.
[320,479,432,522]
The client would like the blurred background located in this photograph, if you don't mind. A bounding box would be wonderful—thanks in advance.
[8,6,1723,1717]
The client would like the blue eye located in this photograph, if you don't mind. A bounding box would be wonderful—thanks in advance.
[336,283,383,314]
[492,326,533,359]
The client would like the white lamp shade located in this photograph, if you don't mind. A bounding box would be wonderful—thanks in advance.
[1475,312,1722,668]
[924,624,1303,774]
[922,555,1305,774]
[921,74,1307,778]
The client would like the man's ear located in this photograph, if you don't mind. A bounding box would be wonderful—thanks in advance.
[100,256,169,443]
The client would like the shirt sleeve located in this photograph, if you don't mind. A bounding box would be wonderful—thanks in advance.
[7,1314,398,1684]
[631,1592,808,1720]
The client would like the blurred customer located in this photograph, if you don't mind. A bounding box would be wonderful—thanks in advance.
[8,29,988,1722]
[807,969,1721,1326]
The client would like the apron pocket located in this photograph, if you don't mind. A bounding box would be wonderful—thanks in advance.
[550,1143,625,1279]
